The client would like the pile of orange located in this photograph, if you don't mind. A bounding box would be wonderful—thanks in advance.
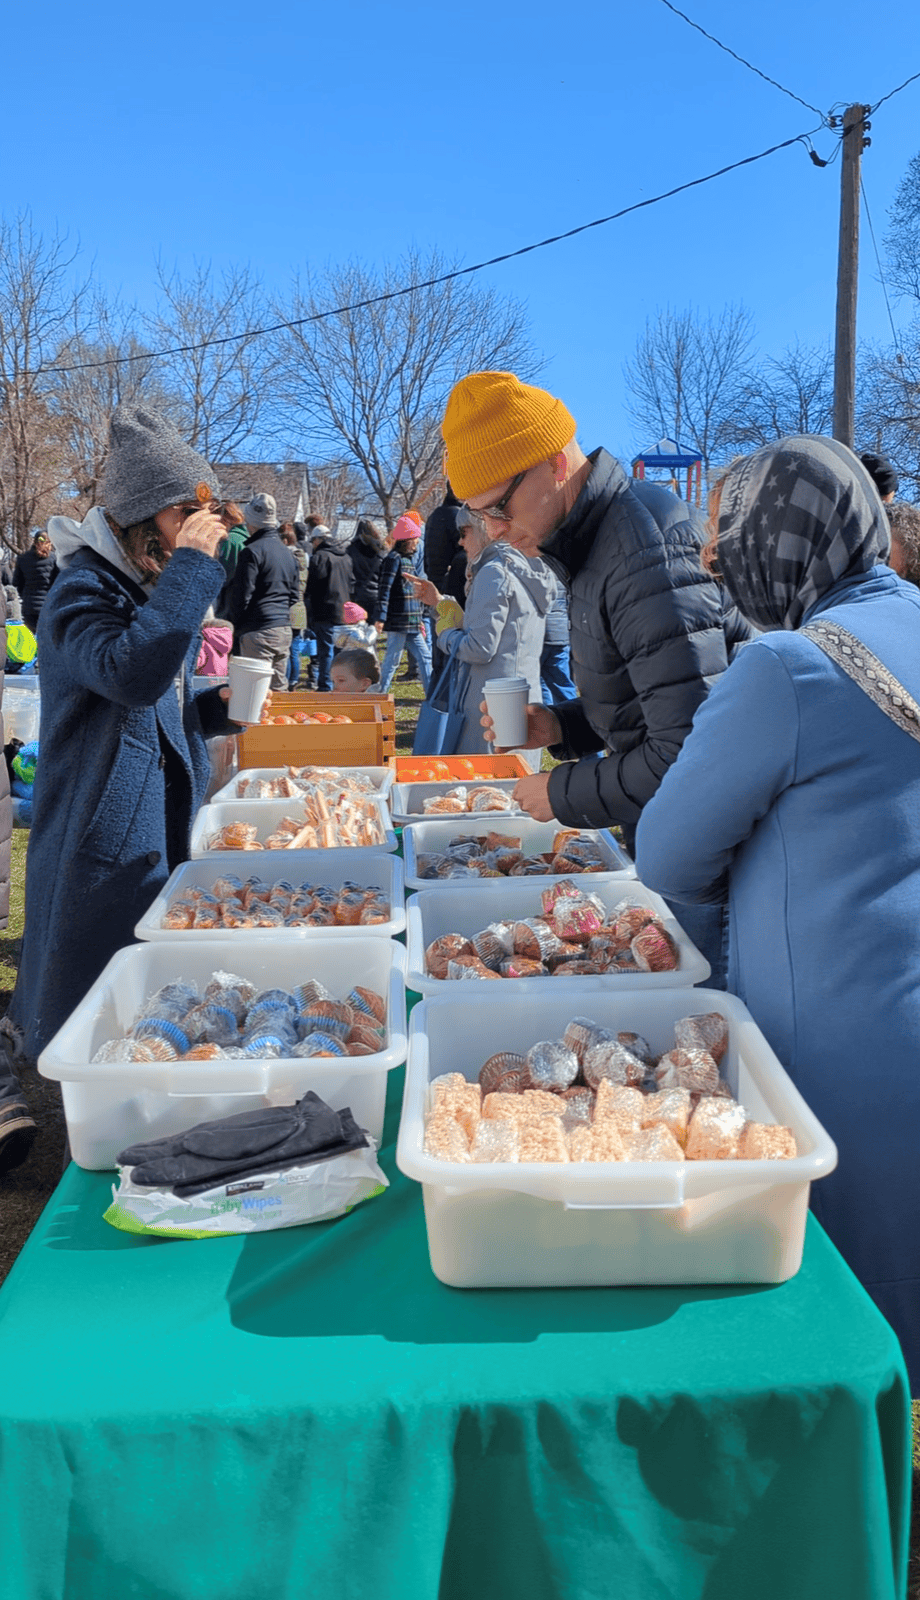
[398,759,480,782]
[259,711,353,726]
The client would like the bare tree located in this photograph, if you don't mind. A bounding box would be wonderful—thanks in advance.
[146,261,271,463]
[0,213,90,550]
[623,305,755,472]
[271,250,540,527]
[307,458,368,525]
[724,342,835,451]
[858,335,920,501]
[884,150,920,306]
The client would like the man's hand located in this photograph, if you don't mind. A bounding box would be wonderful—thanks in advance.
[480,699,561,751]
[512,771,556,822]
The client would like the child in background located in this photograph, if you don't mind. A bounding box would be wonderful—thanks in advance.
[330,648,382,694]
[333,601,378,651]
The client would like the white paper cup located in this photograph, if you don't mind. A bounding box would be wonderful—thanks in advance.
[227,656,273,723]
[483,676,529,747]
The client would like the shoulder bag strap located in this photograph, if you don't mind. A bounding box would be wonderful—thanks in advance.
[800,619,920,746]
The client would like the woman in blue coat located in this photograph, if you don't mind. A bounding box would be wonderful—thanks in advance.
[8,407,239,1061]
[636,436,920,1392]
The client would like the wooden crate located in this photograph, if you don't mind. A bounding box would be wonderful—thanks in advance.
[238,696,396,769]
[389,752,531,781]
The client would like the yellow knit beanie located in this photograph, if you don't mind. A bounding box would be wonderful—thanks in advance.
[441,372,577,500]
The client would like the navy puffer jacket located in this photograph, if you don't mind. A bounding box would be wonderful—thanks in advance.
[544,450,754,841]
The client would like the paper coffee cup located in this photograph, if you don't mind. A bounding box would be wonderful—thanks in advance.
[227,656,273,723]
[483,676,529,747]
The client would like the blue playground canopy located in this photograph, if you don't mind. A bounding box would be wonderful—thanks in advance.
[632,439,703,503]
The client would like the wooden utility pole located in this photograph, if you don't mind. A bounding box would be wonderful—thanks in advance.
[832,103,870,447]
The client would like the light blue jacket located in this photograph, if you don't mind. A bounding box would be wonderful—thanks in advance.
[636,566,920,1385]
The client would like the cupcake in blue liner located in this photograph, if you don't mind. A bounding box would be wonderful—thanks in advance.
[293,980,332,1012]
[136,982,198,1024]
[132,1017,191,1056]
[181,1003,240,1046]
[292,1031,347,1057]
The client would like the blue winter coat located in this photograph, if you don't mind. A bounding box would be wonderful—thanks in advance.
[635,567,920,1391]
[10,544,231,1056]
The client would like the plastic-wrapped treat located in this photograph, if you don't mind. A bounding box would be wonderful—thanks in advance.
[468,786,514,813]
[360,896,391,926]
[563,1016,613,1064]
[625,1126,686,1162]
[424,1113,471,1162]
[510,918,562,964]
[347,1020,386,1052]
[425,933,476,980]
[586,931,629,963]
[508,857,552,875]
[588,1121,627,1161]
[347,986,387,1025]
[544,940,585,970]
[470,1120,520,1161]
[136,982,198,1024]
[566,1124,595,1161]
[181,1003,240,1047]
[541,879,584,916]
[551,959,606,976]
[211,875,244,899]
[583,1038,647,1090]
[520,1089,567,1118]
[292,980,332,1012]
[685,1097,747,1160]
[482,1089,564,1122]
[335,892,366,926]
[292,1031,347,1058]
[641,1088,692,1146]
[304,999,356,1034]
[91,1037,158,1064]
[631,923,679,972]
[181,1043,229,1061]
[478,1052,528,1097]
[161,902,195,930]
[251,988,298,1016]
[738,1122,797,1160]
[132,1018,191,1056]
[446,956,502,981]
[593,1082,645,1134]
[612,905,655,941]
[617,1032,655,1067]
[551,894,606,945]
[518,1120,570,1162]
[524,1040,579,1093]
[655,1048,720,1096]
[498,956,546,978]
[674,1011,729,1066]
[430,1072,469,1109]
[205,972,257,1017]
[560,1087,595,1122]
[471,921,516,970]
[495,1068,527,1095]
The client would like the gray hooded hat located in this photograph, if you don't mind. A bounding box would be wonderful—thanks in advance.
[103,407,221,529]
[716,435,891,631]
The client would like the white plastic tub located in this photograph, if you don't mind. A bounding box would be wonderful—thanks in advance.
[136,848,405,941]
[402,816,634,891]
[396,989,837,1287]
[191,797,397,857]
[210,765,394,804]
[406,880,710,994]
[389,778,521,826]
[39,938,408,1169]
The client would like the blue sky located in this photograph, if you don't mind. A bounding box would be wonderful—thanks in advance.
[3,0,919,466]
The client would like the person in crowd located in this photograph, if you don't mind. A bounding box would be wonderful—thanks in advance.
[887,501,920,587]
[280,523,309,688]
[330,647,381,694]
[223,493,300,692]
[305,523,353,692]
[859,450,898,504]
[333,601,379,652]
[413,511,556,767]
[1,554,15,589]
[374,515,432,693]
[347,518,388,619]
[539,584,578,704]
[634,435,920,1393]
[446,371,753,983]
[424,485,469,604]
[303,512,331,541]
[13,530,58,633]
[0,584,28,1175]
[0,406,243,1088]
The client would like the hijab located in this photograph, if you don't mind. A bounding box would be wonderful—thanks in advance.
[716,435,891,630]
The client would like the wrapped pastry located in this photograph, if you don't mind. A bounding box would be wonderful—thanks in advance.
[562,1016,614,1064]
[425,933,475,980]
[471,921,516,969]
[583,1037,647,1090]
[517,1120,570,1162]
[424,1112,471,1162]
[738,1122,797,1159]
[524,1040,579,1093]
[685,1097,747,1160]
[674,1012,729,1065]
[641,1088,692,1146]
[468,786,514,813]
[624,1126,686,1162]
[655,1048,720,1096]
[631,924,679,972]
[479,1051,528,1096]
[498,956,546,978]
[512,918,567,963]
[470,1120,520,1162]
[593,1082,645,1133]
[446,956,502,981]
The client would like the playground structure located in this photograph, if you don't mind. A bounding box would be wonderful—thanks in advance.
[632,438,703,506]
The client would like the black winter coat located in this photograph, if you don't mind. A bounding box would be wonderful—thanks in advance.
[544,450,755,842]
[347,526,386,615]
[224,526,300,636]
[13,545,57,627]
[424,493,467,605]
[305,539,353,625]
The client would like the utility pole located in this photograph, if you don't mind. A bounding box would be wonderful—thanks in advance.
[832,103,870,447]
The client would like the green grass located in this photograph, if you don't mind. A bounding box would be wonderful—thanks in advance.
[0,829,27,1017]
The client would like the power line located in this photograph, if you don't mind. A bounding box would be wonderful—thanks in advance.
[869,69,920,113]
[37,127,824,378]
[860,175,902,353]
[651,0,827,121]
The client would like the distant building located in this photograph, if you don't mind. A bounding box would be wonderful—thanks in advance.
[214,463,311,523]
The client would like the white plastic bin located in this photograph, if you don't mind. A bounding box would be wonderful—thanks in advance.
[210,765,394,804]
[191,797,397,857]
[3,681,41,743]
[40,938,408,1169]
[406,879,710,994]
[136,848,405,941]
[396,988,837,1287]
[389,778,521,826]
[402,816,634,891]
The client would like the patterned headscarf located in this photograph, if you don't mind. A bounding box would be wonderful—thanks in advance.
[716,435,891,630]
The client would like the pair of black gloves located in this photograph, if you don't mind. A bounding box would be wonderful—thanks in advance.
[119,1092,367,1198]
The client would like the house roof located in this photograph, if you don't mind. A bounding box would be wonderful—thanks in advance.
[214,462,309,522]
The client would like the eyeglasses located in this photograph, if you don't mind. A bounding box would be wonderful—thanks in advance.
[467,468,529,525]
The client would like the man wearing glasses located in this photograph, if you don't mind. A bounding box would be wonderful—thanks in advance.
[441,370,754,984]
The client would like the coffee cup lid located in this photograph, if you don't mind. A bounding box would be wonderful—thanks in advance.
[483,677,529,693]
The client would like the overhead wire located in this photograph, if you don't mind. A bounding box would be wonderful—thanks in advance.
[37,126,826,377]
[650,0,828,121]
[869,70,920,114]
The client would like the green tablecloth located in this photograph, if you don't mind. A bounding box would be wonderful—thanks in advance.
[0,1069,910,1600]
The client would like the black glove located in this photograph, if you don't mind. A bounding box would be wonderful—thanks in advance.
[119,1091,367,1197]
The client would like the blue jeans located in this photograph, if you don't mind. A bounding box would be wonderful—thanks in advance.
[540,642,578,704]
[379,629,432,694]
[312,623,338,692]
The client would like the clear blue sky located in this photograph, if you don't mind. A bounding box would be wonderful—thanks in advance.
[3,0,919,466]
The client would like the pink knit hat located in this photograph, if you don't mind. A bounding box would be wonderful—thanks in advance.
[391,513,421,541]
[343,601,367,623]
